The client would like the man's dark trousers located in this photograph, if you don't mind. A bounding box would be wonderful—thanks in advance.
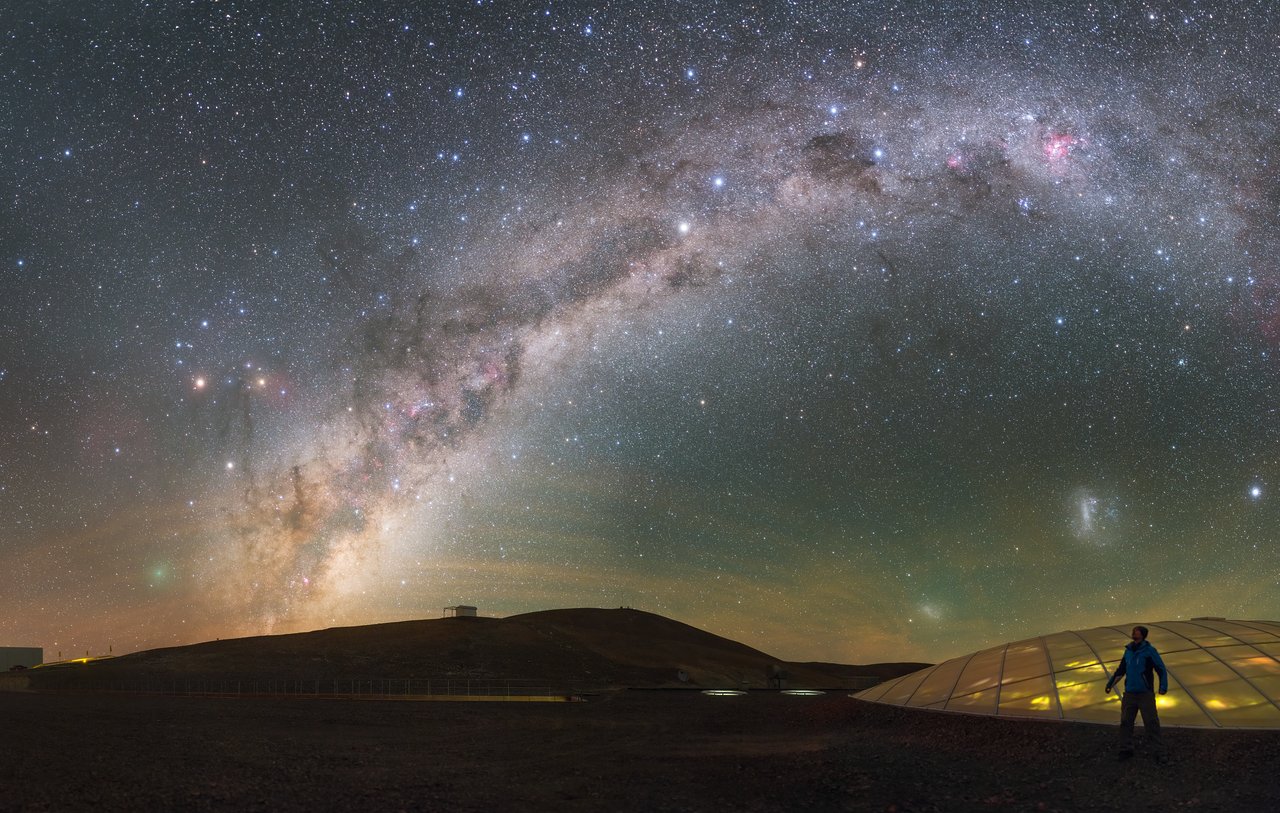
[1119,690,1163,754]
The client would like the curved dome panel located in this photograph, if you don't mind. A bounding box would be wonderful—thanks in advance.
[854,619,1280,728]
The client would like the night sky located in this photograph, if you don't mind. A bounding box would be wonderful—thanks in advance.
[3,1,1279,665]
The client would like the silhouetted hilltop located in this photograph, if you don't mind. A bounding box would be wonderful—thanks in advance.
[24,608,926,690]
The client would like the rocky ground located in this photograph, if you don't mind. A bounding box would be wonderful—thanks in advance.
[2,689,1277,811]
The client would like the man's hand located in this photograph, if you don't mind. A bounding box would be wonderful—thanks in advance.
[1104,683,1112,694]
[1158,689,1167,695]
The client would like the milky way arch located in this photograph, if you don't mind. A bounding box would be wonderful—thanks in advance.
[215,55,1273,628]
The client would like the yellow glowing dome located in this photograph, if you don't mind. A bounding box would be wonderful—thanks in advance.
[854,619,1280,728]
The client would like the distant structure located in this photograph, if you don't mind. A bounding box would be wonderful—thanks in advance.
[768,663,790,690]
[0,647,43,671]
[443,605,478,618]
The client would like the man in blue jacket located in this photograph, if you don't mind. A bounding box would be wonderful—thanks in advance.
[1104,625,1168,762]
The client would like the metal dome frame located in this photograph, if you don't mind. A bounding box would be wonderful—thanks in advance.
[854,618,1280,729]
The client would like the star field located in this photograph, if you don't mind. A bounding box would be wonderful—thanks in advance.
[2,1,1279,664]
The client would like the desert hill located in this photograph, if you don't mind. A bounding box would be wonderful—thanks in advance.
[26,608,926,691]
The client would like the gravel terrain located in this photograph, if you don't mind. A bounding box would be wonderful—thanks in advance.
[2,690,1277,812]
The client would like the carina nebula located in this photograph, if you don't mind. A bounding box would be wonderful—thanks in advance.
[2,2,1279,664]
